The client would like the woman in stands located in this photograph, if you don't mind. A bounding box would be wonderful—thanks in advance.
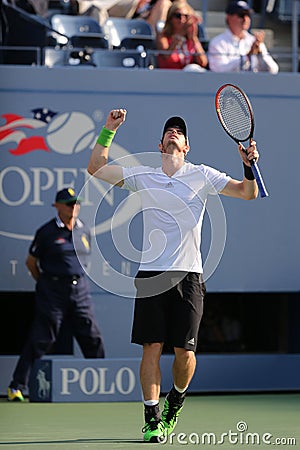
[156,0,208,71]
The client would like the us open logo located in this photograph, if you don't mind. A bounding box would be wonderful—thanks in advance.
[0,107,140,239]
[0,109,96,156]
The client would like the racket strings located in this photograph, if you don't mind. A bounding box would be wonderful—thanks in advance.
[218,89,252,142]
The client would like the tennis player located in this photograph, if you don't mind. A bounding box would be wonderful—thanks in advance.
[87,109,259,442]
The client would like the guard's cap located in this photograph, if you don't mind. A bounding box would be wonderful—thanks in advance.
[226,1,252,15]
[162,116,188,142]
[54,188,82,205]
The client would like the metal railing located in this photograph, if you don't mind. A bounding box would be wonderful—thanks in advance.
[0,45,298,72]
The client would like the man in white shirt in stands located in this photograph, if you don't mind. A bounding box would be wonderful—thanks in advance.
[208,0,279,73]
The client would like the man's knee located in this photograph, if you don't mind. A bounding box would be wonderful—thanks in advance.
[143,342,163,359]
[174,347,195,364]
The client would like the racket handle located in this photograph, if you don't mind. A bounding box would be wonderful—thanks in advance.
[250,160,269,198]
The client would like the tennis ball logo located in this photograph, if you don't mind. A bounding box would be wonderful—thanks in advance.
[46,112,96,154]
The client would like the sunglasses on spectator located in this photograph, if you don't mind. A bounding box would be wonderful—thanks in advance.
[173,12,189,19]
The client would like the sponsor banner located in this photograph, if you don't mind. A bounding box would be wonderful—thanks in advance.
[29,358,143,402]
[28,355,300,402]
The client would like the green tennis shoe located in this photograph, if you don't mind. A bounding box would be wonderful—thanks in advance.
[162,397,184,435]
[142,418,165,443]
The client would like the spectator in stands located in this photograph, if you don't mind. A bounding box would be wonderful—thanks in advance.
[208,1,279,73]
[156,0,208,71]
[77,0,171,33]
[7,188,105,402]
[77,0,140,26]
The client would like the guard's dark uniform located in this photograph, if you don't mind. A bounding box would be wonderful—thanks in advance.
[10,216,105,392]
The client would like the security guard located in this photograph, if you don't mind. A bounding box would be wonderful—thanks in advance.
[8,188,105,401]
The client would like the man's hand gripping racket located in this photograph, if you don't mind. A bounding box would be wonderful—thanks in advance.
[215,83,269,198]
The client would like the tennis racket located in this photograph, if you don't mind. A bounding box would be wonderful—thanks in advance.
[215,83,269,198]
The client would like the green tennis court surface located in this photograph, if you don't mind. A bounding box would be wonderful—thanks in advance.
[0,394,299,449]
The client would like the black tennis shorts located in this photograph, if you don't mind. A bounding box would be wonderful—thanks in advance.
[131,271,206,351]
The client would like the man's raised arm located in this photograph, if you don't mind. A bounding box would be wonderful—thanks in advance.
[87,109,127,187]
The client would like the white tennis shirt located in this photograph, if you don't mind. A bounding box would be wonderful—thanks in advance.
[122,162,230,273]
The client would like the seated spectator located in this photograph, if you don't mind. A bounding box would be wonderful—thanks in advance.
[77,0,170,31]
[208,1,279,73]
[156,0,208,71]
[77,0,140,26]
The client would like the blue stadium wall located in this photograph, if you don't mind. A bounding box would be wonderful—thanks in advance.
[0,66,299,396]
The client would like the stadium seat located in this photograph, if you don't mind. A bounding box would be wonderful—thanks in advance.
[70,35,108,49]
[43,47,95,67]
[119,36,156,51]
[104,17,154,49]
[50,14,108,48]
[92,49,149,69]
[43,47,68,67]
[68,48,96,66]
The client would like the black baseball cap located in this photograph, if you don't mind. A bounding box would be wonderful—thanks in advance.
[226,1,252,15]
[162,116,188,142]
[53,188,82,205]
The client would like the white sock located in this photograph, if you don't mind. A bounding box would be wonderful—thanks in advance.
[174,384,188,394]
[144,399,159,407]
